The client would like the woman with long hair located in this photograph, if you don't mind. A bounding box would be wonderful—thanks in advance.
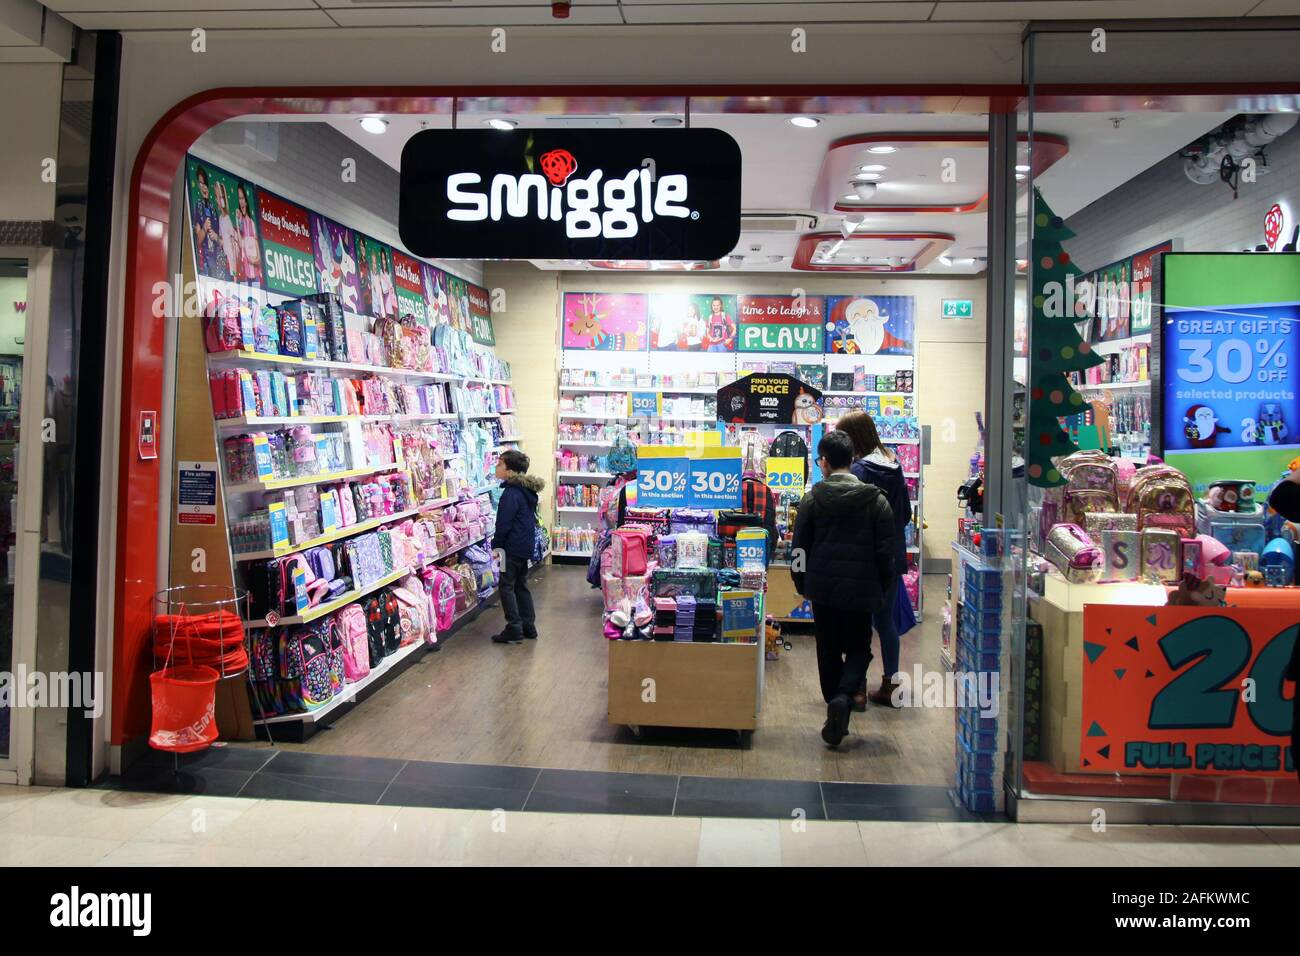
[834,410,913,709]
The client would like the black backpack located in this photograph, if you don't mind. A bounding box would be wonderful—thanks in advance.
[769,431,809,478]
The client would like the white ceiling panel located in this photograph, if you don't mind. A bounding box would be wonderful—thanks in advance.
[42,0,317,10]
[932,0,1261,19]
[326,5,625,26]
[60,8,337,27]
[622,2,935,23]
[1247,0,1300,12]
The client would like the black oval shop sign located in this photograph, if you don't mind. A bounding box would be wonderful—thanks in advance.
[399,129,742,262]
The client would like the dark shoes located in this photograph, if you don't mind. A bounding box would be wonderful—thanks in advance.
[822,694,851,747]
[523,631,538,640]
[870,680,900,707]
[492,631,523,645]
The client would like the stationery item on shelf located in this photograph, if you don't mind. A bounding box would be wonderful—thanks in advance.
[1140,528,1181,584]
[675,530,709,568]
[1083,511,1138,537]
[1043,523,1101,583]
[1099,530,1142,582]
[829,372,854,392]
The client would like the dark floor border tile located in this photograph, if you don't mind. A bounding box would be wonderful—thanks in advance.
[379,781,530,811]
[523,790,676,816]
[260,750,407,783]
[820,781,959,809]
[101,766,255,798]
[532,768,680,799]
[237,771,391,804]
[394,760,540,792]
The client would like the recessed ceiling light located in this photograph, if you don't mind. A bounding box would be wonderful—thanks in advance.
[789,116,821,128]
[486,118,517,131]
[852,172,882,182]
[1015,164,1031,172]
[866,145,897,154]
[842,193,860,202]
[359,116,388,135]
[652,116,683,127]
[859,164,887,173]
[939,255,953,267]
[1015,173,1027,181]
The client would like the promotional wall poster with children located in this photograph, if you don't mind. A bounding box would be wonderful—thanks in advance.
[186,158,264,288]
[648,293,737,352]
[1157,253,1300,493]
[824,295,914,355]
[310,213,361,313]
[563,292,649,350]
[354,233,398,319]
[421,263,450,327]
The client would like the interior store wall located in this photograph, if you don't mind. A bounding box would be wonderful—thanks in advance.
[483,263,560,520]
[483,267,986,569]
[190,122,483,286]
[1062,118,1300,271]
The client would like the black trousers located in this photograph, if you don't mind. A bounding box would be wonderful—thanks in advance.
[499,554,537,638]
[811,602,873,704]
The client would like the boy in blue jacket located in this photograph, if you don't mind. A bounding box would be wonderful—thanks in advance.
[491,450,545,644]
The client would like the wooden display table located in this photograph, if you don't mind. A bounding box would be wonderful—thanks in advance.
[608,639,763,741]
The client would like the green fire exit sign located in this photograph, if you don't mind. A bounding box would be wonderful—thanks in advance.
[942,298,974,319]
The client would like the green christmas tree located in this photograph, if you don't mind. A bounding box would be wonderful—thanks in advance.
[1026,189,1103,487]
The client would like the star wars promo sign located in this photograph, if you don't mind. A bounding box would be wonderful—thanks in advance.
[1154,253,1300,494]
[1080,605,1296,777]
[717,373,823,425]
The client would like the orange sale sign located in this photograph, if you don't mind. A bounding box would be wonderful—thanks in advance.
[1081,605,1297,777]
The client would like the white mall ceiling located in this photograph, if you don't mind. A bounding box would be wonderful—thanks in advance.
[35,0,1300,32]
[291,107,1230,273]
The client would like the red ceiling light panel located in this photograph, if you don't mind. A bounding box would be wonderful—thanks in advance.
[812,132,1069,215]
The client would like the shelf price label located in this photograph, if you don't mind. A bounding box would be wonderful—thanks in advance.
[268,502,291,552]
[689,448,743,509]
[631,392,661,418]
[635,446,691,508]
[766,456,806,495]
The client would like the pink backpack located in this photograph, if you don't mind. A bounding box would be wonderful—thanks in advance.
[204,291,244,353]
[597,476,628,531]
[611,528,650,577]
[334,603,370,682]
[392,579,431,647]
[423,567,457,632]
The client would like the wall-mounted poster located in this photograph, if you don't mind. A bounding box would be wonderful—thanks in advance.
[563,292,648,350]
[1129,241,1173,335]
[737,295,824,353]
[1094,258,1132,342]
[421,263,450,326]
[311,214,360,313]
[258,191,316,297]
[354,234,398,318]
[446,274,471,333]
[391,249,429,325]
[649,293,737,351]
[468,284,495,345]
[825,295,914,355]
[186,158,263,288]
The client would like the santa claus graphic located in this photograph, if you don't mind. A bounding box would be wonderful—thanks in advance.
[1184,404,1231,448]
[844,298,910,355]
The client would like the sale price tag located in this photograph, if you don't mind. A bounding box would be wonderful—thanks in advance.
[689,448,743,509]
[631,392,661,418]
[635,446,691,508]
[766,456,806,495]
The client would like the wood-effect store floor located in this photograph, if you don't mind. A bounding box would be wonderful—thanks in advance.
[286,565,955,786]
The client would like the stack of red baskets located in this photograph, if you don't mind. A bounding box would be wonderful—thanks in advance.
[149,608,248,753]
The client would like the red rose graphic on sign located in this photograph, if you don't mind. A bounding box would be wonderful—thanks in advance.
[540,149,578,186]
[1264,203,1284,251]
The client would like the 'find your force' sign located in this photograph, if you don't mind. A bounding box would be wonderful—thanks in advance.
[399,129,742,262]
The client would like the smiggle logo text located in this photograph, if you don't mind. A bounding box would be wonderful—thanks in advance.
[445,154,693,240]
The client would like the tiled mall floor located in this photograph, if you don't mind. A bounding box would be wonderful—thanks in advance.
[3,784,1299,866]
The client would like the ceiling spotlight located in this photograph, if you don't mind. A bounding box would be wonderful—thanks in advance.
[851,181,878,201]
[486,118,517,131]
[866,145,897,154]
[859,164,887,173]
[1015,164,1031,173]
[938,255,953,267]
[651,116,683,127]
[359,116,388,134]
[852,172,882,182]
[789,116,822,128]
[1015,173,1027,181]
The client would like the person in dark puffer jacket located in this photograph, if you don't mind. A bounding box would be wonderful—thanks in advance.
[837,410,913,710]
[491,449,545,645]
[791,430,896,747]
